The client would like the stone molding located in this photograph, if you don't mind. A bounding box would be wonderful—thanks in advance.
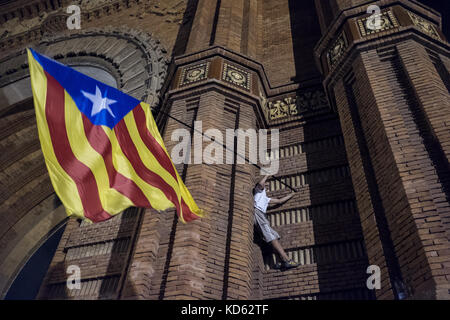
[314,0,449,79]
[0,26,169,107]
[0,0,144,52]
[160,46,333,127]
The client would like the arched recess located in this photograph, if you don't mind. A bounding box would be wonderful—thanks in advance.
[0,26,169,299]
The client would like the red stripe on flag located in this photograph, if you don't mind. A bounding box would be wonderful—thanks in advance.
[180,197,200,222]
[133,105,200,221]
[81,114,151,208]
[44,71,112,222]
[114,119,185,216]
[133,105,178,181]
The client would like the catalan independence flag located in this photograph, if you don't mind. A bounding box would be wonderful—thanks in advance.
[27,48,205,223]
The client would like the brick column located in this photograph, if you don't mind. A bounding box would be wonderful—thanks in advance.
[118,0,266,299]
[315,0,450,299]
[396,41,450,162]
[154,86,260,300]
[186,0,260,57]
[184,0,217,53]
[333,72,397,299]
[395,41,450,236]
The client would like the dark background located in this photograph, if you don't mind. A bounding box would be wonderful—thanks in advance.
[421,0,450,38]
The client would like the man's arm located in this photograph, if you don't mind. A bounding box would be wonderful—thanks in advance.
[257,174,270,188]
[269,192,295,205]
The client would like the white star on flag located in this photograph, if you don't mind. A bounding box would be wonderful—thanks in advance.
[81,85,117,118]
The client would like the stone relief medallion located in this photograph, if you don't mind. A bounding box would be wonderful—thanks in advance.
[357,10,399,36]
[296,90,329,112]
[268,99,290,120]
[327,32,348,68]
[222,63,251,90]
[179,62,209,86]
[285,97,298,116]
[267,89,330,122]
[186,68,204,81]
[407,11,440,40]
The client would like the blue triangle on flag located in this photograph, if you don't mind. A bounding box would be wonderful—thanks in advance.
[30,48,140,129]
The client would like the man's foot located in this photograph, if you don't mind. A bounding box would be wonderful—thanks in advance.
[281,259,299,270]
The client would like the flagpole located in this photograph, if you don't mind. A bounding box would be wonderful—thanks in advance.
[153,107,298,193]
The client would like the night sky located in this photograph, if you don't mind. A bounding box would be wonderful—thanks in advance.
[421,0,450,38]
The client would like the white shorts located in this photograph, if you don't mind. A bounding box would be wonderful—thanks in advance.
[254,208,280,243]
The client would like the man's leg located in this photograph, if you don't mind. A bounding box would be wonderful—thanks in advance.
[270,239,290,262]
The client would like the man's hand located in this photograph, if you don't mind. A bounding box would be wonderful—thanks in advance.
[257,174,271,188]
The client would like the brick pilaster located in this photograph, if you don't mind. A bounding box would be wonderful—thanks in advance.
[315,0,450,299]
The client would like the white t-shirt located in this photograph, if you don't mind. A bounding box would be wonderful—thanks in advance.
[254,189,271,213]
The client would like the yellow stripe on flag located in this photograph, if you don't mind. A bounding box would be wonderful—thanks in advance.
[123,110,183,197]
[27,49,84,219]
[141,103,206,221]
[63,91,135,216]
[105,126,176,212]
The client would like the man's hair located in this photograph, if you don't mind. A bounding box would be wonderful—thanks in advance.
[252,183,264,196]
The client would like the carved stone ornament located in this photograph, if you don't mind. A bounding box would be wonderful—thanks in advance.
[0,27,169,106]
[357,10,399,36]
[327,32,348,68]
[268,99,291,120]
[267,89,330,121]
[296,90,329,112]
[179,62,209,86]
[407,11,441,40]
[222,63,251,90]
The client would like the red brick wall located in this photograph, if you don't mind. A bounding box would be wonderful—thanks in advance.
[131,87,262,300]
[261,0,322,87]
[38,209,142,299]
[330,40,450,299]
[259,107,372,299]
[315,0,450,300]
[33,0,450,301]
